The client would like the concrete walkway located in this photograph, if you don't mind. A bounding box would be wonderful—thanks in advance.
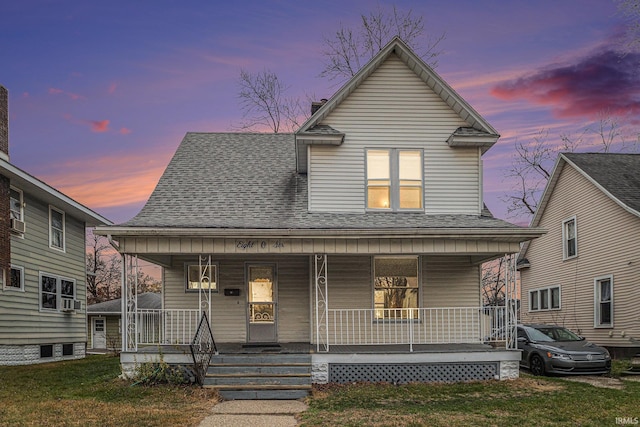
[198,400,308,427]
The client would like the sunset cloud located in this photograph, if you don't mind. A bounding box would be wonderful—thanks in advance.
[89,119,110,132]
[119,127,132,135]
[48,87,85,100]
[491,47,640,120]
[108,82,118,94]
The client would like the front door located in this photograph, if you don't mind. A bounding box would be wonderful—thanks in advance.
[92,318,106,349]
[247,264,277,343]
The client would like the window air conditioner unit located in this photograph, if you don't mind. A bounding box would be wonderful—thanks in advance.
[62,298,75,312]
[73,300,82,310]
[10,218,25,233]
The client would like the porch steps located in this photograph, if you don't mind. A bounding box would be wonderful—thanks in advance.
[204,353,312,400]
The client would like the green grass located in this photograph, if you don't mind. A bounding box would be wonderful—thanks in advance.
[301,369,640,427]
[0,354,218,427]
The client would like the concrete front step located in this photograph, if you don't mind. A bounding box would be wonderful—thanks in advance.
[204,353,312,400]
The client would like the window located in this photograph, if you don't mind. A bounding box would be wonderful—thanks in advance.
[40,273,75,311]
[62,344,74,356]
[186,263,218,292]
[49,206,65,251]
[529,286,561,311]
[10,187,23,221]
[562,217,577,259]
[366,149,423,211]
[4,265,24,291]
[374,257,419,319]
[40,345,53,358]
[595,275,613,327]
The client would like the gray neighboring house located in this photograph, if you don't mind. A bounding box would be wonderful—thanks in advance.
[519,153,640,358]
[87,292,161,351]
[95,38,544,396]
[0,85,112,365]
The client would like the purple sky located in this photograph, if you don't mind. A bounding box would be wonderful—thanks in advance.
[2,0,636,225]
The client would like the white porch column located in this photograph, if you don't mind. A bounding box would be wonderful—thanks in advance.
[123,254,138,352]
[504,254,517,349]
[314,254,329,352]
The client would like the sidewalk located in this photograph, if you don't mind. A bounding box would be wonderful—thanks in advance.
[198,400,308,427]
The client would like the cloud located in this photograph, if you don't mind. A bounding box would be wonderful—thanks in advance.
[119,127,131,135]
[48,87,85,100]
[108,82,118,94]
[89,119,110,132]
[490,47,640,120]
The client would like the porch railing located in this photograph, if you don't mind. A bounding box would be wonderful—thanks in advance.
[137,309,201,345]
[328,306,508,351]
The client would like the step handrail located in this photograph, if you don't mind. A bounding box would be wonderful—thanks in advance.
[190,311,217,385]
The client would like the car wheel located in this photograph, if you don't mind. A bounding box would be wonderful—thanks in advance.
[530,354,546,376]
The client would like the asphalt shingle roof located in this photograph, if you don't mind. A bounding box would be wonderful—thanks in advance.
[87,292,161,313]
[122,132,522,230]
[563,153,640,214]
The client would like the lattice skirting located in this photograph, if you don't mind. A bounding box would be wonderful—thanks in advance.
[329,362,499,384]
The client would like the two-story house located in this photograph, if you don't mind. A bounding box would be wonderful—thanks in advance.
[519,152,640,358]
[0,85,112,365]
[95,38,544,399]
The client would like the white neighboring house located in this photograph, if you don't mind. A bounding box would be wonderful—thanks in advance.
[0,85,112,365]
[95,38,544,396]
[518,153,640,358]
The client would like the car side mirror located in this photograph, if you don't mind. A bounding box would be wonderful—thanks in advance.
[517,337,528,344]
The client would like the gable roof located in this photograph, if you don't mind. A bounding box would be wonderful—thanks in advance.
[295,37,499,172]
[101,132,540,241]
[87,292,161,314]
[0,158,111,226]
[519,152,640,262]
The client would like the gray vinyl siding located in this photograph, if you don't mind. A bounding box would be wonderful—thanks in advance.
[520,164,640,347]
[163,255,310,343]
[309,53,480,214]
[0,191,87,345]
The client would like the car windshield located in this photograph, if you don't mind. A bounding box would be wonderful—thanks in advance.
[523,327,554,342]
[534,326,582,341]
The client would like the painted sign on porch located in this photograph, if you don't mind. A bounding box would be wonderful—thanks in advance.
[236,239,286,251]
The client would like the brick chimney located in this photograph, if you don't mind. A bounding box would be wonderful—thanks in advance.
[310,98,328,115]
[0,85,10,284]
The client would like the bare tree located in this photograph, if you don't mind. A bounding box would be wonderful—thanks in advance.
[236,5,445,132]
[482,258,506,306]
[320,5,445,83]
[236,69,307,133]
[503,116,637,221]
[86,233,121,304]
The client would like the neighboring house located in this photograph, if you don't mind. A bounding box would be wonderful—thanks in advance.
[95,38,543,395]
[0,85,112,365]
[87,292,161,351]
[519,153,640,358]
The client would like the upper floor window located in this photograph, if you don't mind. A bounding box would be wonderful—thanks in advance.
[10,187,23,221]
[186,262,218,292]
[594,275,613,327]
[562,217,577,260]
[3,265,24,291]
[49,206,65,251]
[366,149,423,211]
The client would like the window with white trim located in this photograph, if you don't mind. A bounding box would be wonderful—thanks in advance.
[185,263,218,292]
[562,217,577,259]
[49,206,65,251]
[40,273,75,311]
[366,149,423,211]
[529,286,561,311]
[5,265,24,291]
[373,257,419,319]
[10,187,23,221]
[594,275,613,327]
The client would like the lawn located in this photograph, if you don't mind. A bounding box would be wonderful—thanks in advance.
[300,362,640,427]
[0,354,218,427]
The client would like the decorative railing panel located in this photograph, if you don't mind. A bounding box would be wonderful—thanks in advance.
[137,309,201,345]
[190,312,217,385]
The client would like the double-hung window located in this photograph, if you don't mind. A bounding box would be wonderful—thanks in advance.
[49,206,65,251]
[186,262,218,292]
[594,275,613,327]
[10,187,23,221]
[40,273,75,311]
[373,257,419,319]
[366,149,423,211]
[562,217,577,259]
[4,265,24,291]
